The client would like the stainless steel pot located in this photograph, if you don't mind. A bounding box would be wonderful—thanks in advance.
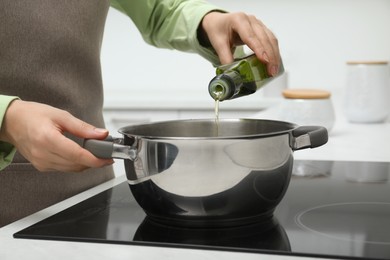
[84,118,328,227]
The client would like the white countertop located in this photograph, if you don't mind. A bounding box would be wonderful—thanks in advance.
[252,104,390,163]
[1,106,389,260]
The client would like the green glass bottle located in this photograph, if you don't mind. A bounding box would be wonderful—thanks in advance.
[208,53,284,101]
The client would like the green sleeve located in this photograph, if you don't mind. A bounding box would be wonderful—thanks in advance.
[110,0,224,65]
[0,95,19,171]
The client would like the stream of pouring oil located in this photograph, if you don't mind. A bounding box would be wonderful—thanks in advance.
[214,99,220,136]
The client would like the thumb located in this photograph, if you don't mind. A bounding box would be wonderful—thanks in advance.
[56,111,109,140]
[215,44,235,65]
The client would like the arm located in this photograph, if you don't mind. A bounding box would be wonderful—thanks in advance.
[111,0,281,74]
[110,0,224,65]
[0,95,19,170]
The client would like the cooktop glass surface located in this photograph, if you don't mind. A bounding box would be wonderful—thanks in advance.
[14,160,390,260]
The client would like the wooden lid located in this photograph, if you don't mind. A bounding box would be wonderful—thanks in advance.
[282,89,331,99]
[346,61,388,65]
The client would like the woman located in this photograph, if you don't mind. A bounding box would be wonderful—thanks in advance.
[0,0,281,227]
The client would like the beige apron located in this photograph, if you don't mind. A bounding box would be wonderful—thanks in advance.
[0,0,115,227]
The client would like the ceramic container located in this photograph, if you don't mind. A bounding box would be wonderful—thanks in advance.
[344,61,390,123]
[278,89,336,132]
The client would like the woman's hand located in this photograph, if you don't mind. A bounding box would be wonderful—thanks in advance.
[0,100,114,172]
[200,12,281,76]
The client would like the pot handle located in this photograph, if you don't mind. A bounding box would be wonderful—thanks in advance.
[292,126,328,151]
[83,137,137,160]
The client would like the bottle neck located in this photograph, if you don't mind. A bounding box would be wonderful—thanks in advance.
[208,70,242,101]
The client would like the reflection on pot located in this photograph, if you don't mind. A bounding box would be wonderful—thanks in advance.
[129,155,293,228]
[133,216,291,253]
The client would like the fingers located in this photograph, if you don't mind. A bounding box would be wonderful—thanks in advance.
[213,40,235,65]
[230,13,280,76]
[200,12,236,64]
[201,12,235,64]
[201,12,281,75]
[26,123,114,172]
[46,112,114,172]
[50,133,114,172]
[249,16,281,76]
[230,13,268,62]
[54,110,109,140]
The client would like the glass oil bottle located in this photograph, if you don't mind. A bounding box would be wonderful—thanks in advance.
[208,53,284,101]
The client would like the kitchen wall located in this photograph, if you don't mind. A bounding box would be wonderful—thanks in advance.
[101,0,390,108]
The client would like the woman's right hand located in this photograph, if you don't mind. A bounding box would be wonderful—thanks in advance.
[200,12,281,76]
[0,100,114,172]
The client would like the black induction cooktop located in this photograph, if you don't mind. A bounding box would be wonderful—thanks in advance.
[14,160,390,260]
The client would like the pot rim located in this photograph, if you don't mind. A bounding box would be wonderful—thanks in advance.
[118,118,298,140]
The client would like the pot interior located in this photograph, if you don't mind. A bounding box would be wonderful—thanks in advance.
[118,118,296,139]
